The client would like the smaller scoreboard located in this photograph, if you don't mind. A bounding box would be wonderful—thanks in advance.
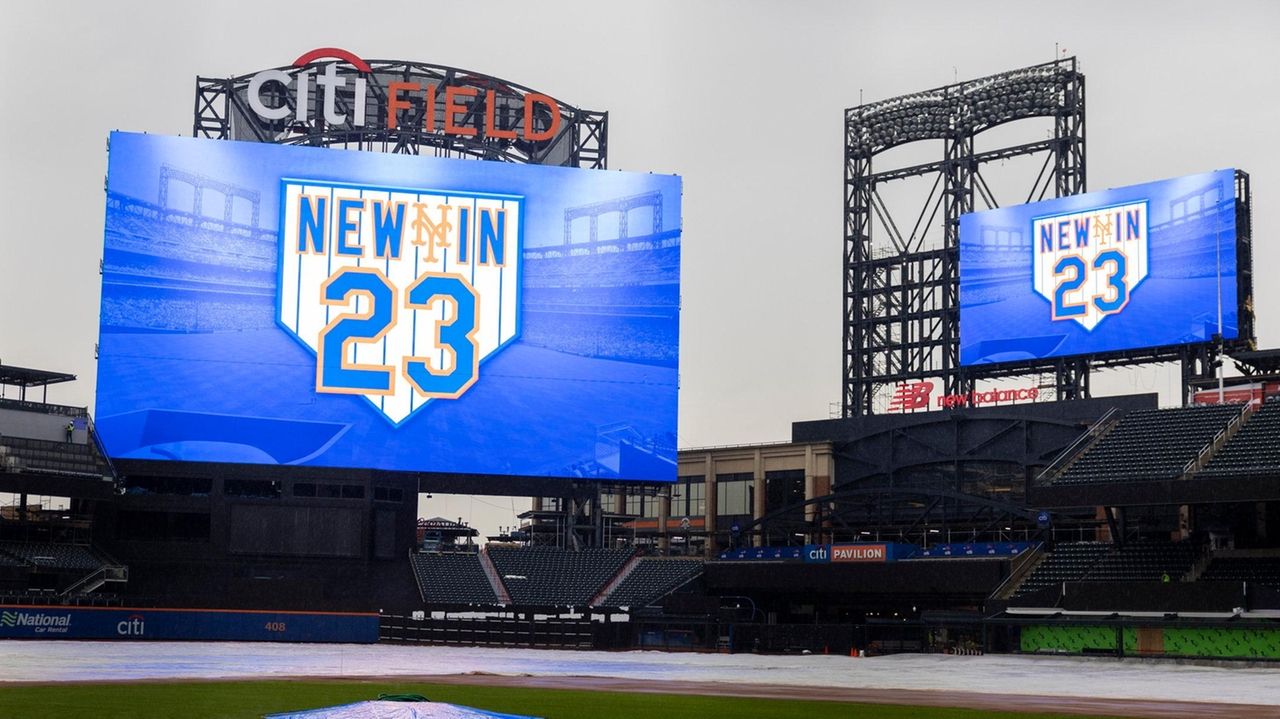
[959,170,1240,366]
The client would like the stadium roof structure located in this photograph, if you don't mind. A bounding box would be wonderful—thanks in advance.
[418,517,479,538]
[0,364,76,402]
[1231,348,1280,377]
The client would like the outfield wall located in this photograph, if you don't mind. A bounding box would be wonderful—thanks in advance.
[0,605,377,643]
[1020,623,1280,660]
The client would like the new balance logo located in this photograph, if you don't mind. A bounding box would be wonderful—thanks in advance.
[887,381,934,412]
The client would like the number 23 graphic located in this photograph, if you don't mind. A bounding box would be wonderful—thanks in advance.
[315,267,480,399]
[1052,249,1128,319]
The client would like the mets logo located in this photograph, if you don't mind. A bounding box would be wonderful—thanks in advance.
[277,179,522,424]
[1032,201,1149,330]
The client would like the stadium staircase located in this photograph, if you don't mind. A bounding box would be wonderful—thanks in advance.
[1198,400,1280,477]
[1180,550,1215,584]
[478,547,511,604]
[61,553,128,596]
[0,541,128,596]
[591,553,643,606]
[1036,408,1122,484]
[991,544,1046,600]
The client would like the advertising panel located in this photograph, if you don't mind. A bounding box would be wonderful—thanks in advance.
[960,170,1237,365]
[96,133,680,481]
[0,605,377,642]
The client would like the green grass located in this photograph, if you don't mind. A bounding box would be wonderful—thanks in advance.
[0,680,1128,719]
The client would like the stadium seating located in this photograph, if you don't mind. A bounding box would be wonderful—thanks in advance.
[1053,405,1243,485]
[0,542,103,571]
[1083,540,1203,582]
[410,552,499,605]
[0,436,110,478]
[487,546,633,606]
[1200,401,1280,477]
[603,557,703,607]
[1012,540,1205,598]
[0,547,26,566]
[1199,556,1280,586]
[1012,542,1111,598]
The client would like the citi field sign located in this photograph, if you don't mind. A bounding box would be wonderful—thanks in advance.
[239,47,562,141]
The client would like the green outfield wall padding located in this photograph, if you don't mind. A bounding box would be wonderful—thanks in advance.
[1019,625,1115,653]
[1161,627,1280,659]
[1122,627,1138,654]
[1020,624,1280,659]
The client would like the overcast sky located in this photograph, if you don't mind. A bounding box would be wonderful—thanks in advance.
[3,0,1278,537]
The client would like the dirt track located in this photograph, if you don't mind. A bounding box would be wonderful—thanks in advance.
[397,673,1279,719]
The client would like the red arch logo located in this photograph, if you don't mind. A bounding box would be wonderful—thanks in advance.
[292,47,372,73]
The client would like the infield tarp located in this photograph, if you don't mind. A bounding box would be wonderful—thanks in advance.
[265,701,538,719]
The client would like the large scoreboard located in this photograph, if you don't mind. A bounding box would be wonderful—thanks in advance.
[95,133,680,482]
[959,170,1240,366]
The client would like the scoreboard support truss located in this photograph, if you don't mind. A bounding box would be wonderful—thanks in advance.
[843,58,1255,415]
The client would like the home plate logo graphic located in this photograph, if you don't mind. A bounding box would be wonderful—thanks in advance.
[277,179,521,424]
[1032,200,1148,331]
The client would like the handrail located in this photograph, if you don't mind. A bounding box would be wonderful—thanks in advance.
[86,414,119,484]
[989,542,1044,600]
[1181,402,1254,480]
[0,397,88,418]
[1035,407,1121,485]
[60,566,109,596]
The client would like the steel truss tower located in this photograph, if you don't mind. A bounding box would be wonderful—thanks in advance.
[844,59,1086,416]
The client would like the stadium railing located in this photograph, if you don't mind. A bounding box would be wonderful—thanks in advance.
[1034,407,1121,486]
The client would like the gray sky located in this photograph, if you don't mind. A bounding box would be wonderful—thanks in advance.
[3,0,1279,537]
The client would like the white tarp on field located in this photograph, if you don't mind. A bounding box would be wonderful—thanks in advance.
[5,641,1280,706]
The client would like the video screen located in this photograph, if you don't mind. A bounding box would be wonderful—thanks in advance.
[959,169,1237,366]
[95,133,680,481]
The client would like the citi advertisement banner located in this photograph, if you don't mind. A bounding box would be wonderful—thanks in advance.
[0,606,377,642]
[95,133,680,481]
[959,170,1238,365]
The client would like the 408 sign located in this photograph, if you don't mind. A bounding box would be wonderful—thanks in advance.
[277,179,522,425]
